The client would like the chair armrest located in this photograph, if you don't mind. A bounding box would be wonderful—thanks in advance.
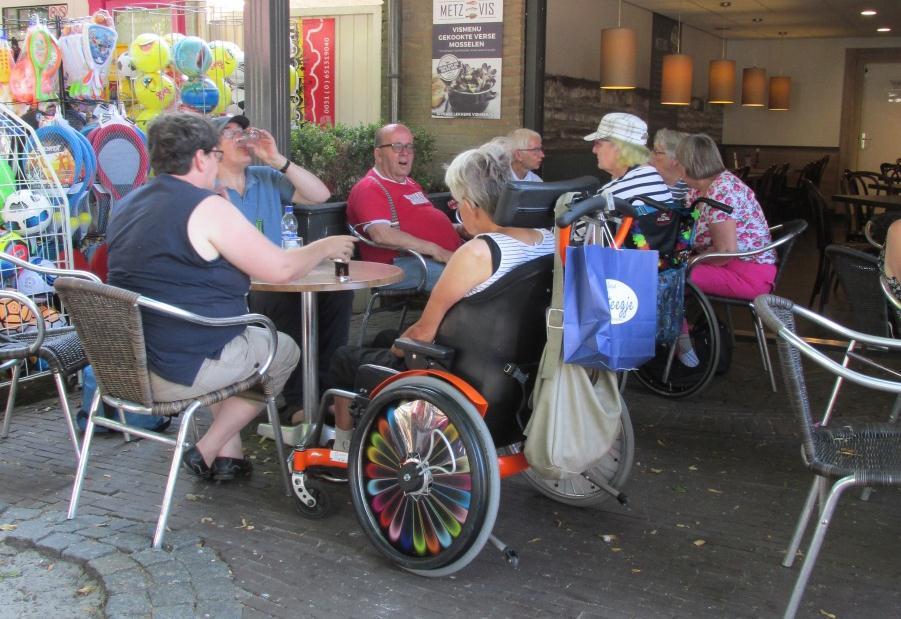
[347,223,428,292]
[393,337,455,369]
[137,297,279,379]
[0,291,45,356]
[688,220,807,270]
[881,276,901,312]
[0,250,101,283]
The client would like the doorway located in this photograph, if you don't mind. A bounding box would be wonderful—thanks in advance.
[855,62,901,172]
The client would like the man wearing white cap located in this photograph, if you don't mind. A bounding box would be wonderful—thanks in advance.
[584,112,672,207]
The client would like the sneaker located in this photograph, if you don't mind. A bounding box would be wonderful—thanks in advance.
[676,333,700,368]
[182,446,212,479]
[211,457,253,481]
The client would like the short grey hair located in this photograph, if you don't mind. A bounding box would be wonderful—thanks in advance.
[445,140,512,218]
[654,128,689,158]
[148,113,219,175]
[507,128,541,151]
[676,134,726,181]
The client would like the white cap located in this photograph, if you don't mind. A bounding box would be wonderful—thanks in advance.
[583,112,649,146]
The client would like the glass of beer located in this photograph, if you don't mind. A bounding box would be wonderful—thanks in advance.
[334,258,350,283]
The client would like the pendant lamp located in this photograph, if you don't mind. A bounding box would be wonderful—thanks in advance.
[661,54,693,105]
[600,1,636,90]
[601,27,637,89]
[661,12,692,105]
[742,67,767,106]
[768,75,791,110]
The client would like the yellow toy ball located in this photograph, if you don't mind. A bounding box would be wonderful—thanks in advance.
[211,79,232,115]
[134,72,176,111]
[162,33,185,53]
[129,33,171,74]
[289,64,297,94]
[134,108,159,131]
[208,40,238,81]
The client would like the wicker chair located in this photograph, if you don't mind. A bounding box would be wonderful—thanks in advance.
[348,222,430,346]
[0,252,99,457]
[754,295,901,619]
[54,277,291,549]
[690,218,808,391]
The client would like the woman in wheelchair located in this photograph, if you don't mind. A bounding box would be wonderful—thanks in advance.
[328,139,555,452]
[674,134,774,366]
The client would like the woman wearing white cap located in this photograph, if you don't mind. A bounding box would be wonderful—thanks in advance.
[584,112,673,209]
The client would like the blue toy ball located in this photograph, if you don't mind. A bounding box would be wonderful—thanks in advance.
[180,77,220,113]
[30,257,58,285]
[173,36,212,78]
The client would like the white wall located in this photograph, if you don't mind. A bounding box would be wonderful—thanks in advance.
[723,36,901,146]
[546,0,721,98]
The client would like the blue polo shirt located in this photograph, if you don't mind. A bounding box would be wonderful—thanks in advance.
[223,166,295,244]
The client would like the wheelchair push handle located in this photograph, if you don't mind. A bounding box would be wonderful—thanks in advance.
[555,193,608,228]
[689,196,733,215]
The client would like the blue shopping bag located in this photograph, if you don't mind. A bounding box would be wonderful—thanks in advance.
[563,245,658,370]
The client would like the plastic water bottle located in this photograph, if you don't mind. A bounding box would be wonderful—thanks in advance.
[280,205,302,248]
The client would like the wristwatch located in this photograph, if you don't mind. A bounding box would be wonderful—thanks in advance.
[278,159,291,174]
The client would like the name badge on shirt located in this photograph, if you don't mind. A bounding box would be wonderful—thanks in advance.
[405,191,431,205]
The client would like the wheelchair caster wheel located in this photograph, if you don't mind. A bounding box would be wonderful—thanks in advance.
[292,474,331,519]
[503,548,519,569]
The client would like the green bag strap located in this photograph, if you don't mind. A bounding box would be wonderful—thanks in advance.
[542,191,579,377]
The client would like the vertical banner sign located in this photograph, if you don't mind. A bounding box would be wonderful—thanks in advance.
[432,0,503,119]
[301,18,335,126]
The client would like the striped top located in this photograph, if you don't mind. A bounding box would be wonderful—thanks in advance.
[601,164,673,208]
[466,229,555,296]
[670,179,689,204]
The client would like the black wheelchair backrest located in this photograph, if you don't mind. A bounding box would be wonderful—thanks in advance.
[435,253,554,446]
[493,176,601,228]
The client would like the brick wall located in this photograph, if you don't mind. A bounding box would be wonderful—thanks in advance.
[399,0,526,185]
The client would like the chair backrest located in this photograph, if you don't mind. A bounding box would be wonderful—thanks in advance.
[435,253,553,446]
[54,277,155,408]
[770,219,808,289]
[842,170,880,196]
[751,164,777,204]
[493,176,601,228]
[802,179,834,250]
[881,162,901,181]
[824,244,891,337]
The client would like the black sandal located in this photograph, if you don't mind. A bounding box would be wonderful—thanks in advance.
[182,446,212,479]
[212,457,253,481]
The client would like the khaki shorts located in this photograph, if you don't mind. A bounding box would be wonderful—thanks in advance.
[150,327,300,405]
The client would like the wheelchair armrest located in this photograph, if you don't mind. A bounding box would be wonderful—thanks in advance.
[347,223,428,292]
[687,220,807,270]
[137,296,278,379]
[394,337,455,369]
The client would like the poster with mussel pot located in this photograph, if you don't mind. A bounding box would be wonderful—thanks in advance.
[432,0,503,119]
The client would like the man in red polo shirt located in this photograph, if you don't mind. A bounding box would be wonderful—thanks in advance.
[346,123,462,289]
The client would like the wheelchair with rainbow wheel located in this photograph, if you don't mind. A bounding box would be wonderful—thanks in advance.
[287,178,636,576]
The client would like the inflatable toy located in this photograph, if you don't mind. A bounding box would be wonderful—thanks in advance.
[2,190,52,235]
[134,72,176,110]
[129,33,170,74]
[172,36,211,78]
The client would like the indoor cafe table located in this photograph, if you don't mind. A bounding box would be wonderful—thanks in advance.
[831,193,901,212]
[252,260,403,432]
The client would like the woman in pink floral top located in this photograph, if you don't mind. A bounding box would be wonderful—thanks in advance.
[677,134,775,300]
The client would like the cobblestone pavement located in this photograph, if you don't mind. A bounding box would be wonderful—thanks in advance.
[0,234,899,618]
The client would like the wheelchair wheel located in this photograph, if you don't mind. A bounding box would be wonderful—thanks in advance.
[348,376,500,577]
[632,281,720,398]
[510,394,634,507]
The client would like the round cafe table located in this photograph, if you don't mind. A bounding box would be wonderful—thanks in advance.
[252,260,403,428]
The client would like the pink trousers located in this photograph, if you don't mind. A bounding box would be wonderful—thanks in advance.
[690,258,777,301]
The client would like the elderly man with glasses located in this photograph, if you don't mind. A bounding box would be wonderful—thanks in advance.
[346,122,463,291]
[213,114,354,427]
[507,128,544,182]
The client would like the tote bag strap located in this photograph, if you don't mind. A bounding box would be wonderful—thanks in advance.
[543,191,581,376]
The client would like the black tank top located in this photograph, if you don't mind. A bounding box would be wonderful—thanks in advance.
[107,174,249,385]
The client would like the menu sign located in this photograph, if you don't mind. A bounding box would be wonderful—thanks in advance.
[431,0,503,119]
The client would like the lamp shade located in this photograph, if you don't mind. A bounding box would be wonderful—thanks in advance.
[600,27,637,89]
[661,54,693,105]
[708,58,736,104]
[768,75,791,110]
[742,67,767,106]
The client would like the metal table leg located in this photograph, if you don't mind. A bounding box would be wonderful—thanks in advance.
[300,290,319,427]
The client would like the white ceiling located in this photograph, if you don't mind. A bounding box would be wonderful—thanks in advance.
[625,0,901,39]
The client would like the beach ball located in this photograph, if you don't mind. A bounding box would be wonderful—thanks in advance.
[162,32,185,52]
[134,72,176,110]
[172,36,211,78]
[29,257,58,285]
[3,190,52,235]
[134,108,159,131]
[227,49,244,87]
[0,293,35,332]
[129,33,171,74]
[180,77,219,113]
[39,303,68,329]
[0,232,29,278]
[208,40,238,81]
[115,52,138,79]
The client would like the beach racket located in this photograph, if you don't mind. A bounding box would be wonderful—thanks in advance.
[89,120,148,202]
[25,24,61,102]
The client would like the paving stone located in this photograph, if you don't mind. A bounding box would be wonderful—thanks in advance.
[1,507,42,520]
[105,591,152,618]
[151,605,197,619]
[0,500,9,513]
[45,518,84,534]
[105,531,154,553]
[86,551,141,575]
[131,547,175,568]
[34,531,82,555]
[192,575,237,601]
[104,566,151,595]
[149,582,196,607]
[61,539,117,562]
[193,600,242,619]
[145,560,192,585]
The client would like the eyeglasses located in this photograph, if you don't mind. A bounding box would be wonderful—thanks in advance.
[517,147,544,153]
[652,149,669,157]
[221,128,247,141]
[208,149,224,161]
[378,142,415,153]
